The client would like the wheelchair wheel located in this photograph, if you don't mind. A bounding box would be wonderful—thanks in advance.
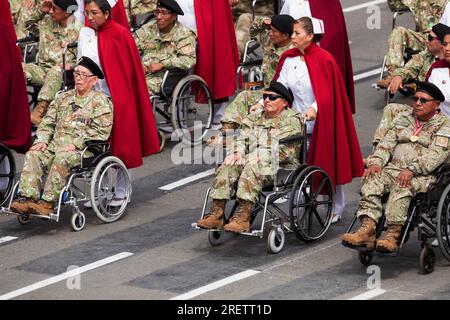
[358,251,374,266]
[90,156,131,223]
[267,226,285,254]
[289,166,334,242]
[0,143,16,207]
[207,229,224,247]
[419,245,435,274]
[71,211,86,232]
[436,184,450,261]
[171,75,213,146]
[158,129,166,152]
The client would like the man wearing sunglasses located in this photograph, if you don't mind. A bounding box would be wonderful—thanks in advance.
[10,56,113,217]
[342,81,450,253]
[197,81,304,233]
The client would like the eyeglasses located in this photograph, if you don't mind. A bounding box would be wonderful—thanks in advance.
[428,34,438,42]
[74,70,95,80]
[413,96,437,104]
[154,9,172,16]
[263,93,282,101]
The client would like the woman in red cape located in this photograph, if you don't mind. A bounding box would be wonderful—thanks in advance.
[0,0,31,153]
[84,0,159,168]
[273,17,364,221]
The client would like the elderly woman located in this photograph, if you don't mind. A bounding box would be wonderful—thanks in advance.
[273,17,364,223]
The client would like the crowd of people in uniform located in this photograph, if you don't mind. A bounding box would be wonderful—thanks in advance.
[1,0,450,255]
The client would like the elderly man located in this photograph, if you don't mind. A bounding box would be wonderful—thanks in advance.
[24,0,83,125]
[11,57,113,216]
[342,82,450,253]
[197,81,303,233]
[134,0,196,95]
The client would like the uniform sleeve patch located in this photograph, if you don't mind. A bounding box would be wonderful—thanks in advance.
[436,136,449,148]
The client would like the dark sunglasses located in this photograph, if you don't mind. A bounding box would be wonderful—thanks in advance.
[428,34,438,42]
[413,96,437,104]
[263,93,283,101]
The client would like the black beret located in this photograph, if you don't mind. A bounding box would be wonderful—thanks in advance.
[157,0,184,15]
[53,0,78,12]
[416,81,445,102]
[271,14,294,36]
[432,23,450,42]
[77,56,104,79]
[266,81,294,106]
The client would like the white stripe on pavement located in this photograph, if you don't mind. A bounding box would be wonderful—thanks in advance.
[0,236,18,244]
[0,252,133,300]
[349,288,386,300]
[159,168,215,191]
[343,0,386,13]
[170,269,261,300]
[354,68,383,81]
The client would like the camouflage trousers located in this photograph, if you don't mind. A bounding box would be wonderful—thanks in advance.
[145,73,163,96]
[19,149,81,202]
[23,63,63,103]
[221,89,262,127]
[209,162,273,203]
[356,165,435,225]
[386,27,427,74]
[372,103,410,146]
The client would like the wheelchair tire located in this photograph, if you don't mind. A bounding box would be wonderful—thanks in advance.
[358,251,374,266]
[90,156,131,223]
[207,229,224,247]
[419,245,435,274]
[289,166,334,242]
[0,143,16,207]
[436,183,450,261]
[71,211,86,232]
[267,226,285,254]
[170,75,213,146]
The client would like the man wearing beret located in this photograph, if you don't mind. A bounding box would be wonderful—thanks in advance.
[10,57,113,216]
[23,0,83,126]
[342,82,450,253]
[197,81,304,233]
[134,0,196,95]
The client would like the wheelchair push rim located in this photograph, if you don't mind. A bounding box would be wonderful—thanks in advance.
[0,143,16,207]
[436,183,450,262]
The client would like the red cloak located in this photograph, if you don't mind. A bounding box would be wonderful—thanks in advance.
[193,0,240,101]
[310,0,356,114]
[97,19,159,168]
[84,0,130,29]
[0,1,31,153]
[273,44,364,187]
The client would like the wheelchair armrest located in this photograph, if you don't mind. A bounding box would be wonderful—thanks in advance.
[239,59,263,68]
[434,163,450,177]
[279,134,305,145]
[16,35,39,44]
[85,140,109,146]
[66,42,77,49]
[80,141,109,168]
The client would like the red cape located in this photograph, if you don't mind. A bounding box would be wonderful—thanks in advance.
[274,44,364,187]
[426,59,450,80]
[84,0,129,29]
[310,0,356,114]
[0,1,31,153]
[97,19,159,168]
[193,0,240,101]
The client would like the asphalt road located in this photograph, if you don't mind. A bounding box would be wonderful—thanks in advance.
[2,0,450,302]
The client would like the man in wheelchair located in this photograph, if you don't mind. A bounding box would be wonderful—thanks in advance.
[10,56,113,217]
[196,81,303,233]
[342,82,450,253]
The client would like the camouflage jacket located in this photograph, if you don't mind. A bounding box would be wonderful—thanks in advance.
[8,0,21,17]
[135,20,196,72]
[387,0,447,32]
[392,49,438,83]
[367,111,450,175]
[36,89,113,152]
[124,0,156,17]
[232,0,275,17]
[234,108,304,173]
[37,15,83,69]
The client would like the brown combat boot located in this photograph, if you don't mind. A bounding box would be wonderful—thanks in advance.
[10,197,36,214]
[342,215,377,248]
[224,200,253,233]
[30,100,50,125]
[28,200,54,216]
[376,224,403,253]
[376,75,393,88]
[206,122,236,147]
[196,199,227,229]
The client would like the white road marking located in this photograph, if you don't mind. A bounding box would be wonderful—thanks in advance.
[159,168,215,191]
[170,269,261,300]
[0,252,133,300]
[349,288,387,300]
[343,0,386,13]
[0,236,18,244]
[354,68,383,81]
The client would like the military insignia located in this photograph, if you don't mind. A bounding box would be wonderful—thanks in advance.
[436,136,449,148]
[410,135,418,142]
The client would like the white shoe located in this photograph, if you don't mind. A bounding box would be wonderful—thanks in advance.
[274,196,288,204]
[108,198,125,207]
[83,200,96,208]
[431,238,439,247]
[330,213,341,224]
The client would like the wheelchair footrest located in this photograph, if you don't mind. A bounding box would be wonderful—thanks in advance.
[0,207,56,220]
[341,240,375,251]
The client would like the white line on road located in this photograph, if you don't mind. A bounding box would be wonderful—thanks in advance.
[170,269,261,300]
[349,288,387,300]
[159,168,215,191]
[354,68,383,81]
[343,0,386,13]
[0,252,133,300]
[0,236,18,244]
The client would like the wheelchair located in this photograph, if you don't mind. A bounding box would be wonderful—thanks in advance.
[343,163,450,274]
[0,141,131,232]
[193,120,335,254]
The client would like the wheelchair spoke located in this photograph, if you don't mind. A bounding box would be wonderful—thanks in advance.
[312,178,327,201]
[0,154,7,164]
[312,208,325,228]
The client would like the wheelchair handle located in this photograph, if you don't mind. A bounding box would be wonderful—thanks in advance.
[16,35,39,44]
[279,134,305,145]
[239,59,263,68]
[66,42,78,49]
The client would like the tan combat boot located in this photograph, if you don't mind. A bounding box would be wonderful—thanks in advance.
[196,199,227,229]
[10,197,36,214]
[376,75,393,89]
[28,200,54,216]
[342,215,377,248]
[206,122,236,147]
[376,224,403,253]
[30,100,50,125]
[224,200,253,233]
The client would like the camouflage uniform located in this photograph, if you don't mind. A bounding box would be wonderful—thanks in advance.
[359,111,450,225]
[210,108,303,203]
[13,0,44,39]
[385,0,447,74]
[23,14,82,103]
[124,0,156,21]
[134,19,196,95]
[392,49,439,84]
[18,89,113,202]
[372,103,411,146]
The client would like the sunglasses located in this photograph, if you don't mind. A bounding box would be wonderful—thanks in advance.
[413,96,437,104]
[428,34,438,42]
[263,93,283,101]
